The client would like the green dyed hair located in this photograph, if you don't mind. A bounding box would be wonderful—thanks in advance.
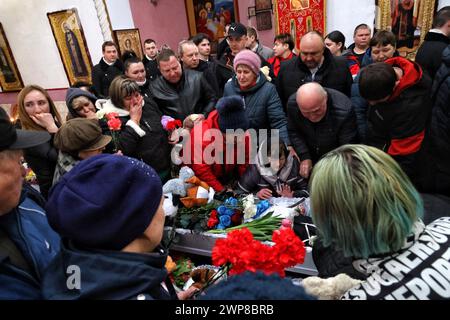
[310,144,423,259]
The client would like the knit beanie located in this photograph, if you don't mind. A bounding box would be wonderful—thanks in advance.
[215,95,250,132]
[46,154,163,251]
[233,50,261,75]
[65,87,98,118]
[200,272,315,300]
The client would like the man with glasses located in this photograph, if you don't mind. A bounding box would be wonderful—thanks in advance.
[277,31,352,110]
[286,82,357,179]
[0,107,60,299]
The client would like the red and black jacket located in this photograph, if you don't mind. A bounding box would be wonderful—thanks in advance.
[366,57,432,180]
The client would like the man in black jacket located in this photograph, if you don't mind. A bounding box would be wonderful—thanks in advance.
[142,38,161,81]
[277,31,353,110]
[91,41,124,98]
[287,82,358,179]
[151,49,216,126]
[415,7,450,80]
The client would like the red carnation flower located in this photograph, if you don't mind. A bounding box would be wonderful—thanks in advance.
[105,112,119,120]
[107,117,122,131]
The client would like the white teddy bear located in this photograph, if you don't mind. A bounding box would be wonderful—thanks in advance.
[162,166,195,217]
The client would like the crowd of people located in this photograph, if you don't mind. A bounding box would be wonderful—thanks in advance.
[1,6,450,300]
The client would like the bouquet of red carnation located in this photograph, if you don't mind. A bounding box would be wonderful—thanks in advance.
[212,227,305,277]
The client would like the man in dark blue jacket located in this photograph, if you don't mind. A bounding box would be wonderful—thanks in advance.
[0,108,60,299]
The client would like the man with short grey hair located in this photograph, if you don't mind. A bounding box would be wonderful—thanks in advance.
[178,40,201,71]
[286,82,358,178]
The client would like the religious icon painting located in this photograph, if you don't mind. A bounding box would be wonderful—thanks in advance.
[47,8,93,86]
[0,22,24,92]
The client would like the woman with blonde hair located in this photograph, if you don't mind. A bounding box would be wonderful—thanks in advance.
[310,144,450,300]
[17,85,63,198]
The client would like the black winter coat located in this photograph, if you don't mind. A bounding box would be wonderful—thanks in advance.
[24,139,58,199]
[99,98,171,174]
[415,31,450,81]
[91,58,124,98]
[142,56,160,81]
[42,241,177,300]
[429,45,450,195]
[366,58,432,187]
[287,88,358,163]
[151,70,217,120]
[276,48,353,109]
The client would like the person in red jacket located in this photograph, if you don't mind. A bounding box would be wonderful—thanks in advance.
[358,57,432,189]
[183,95,252,192]
[267,33,296,78]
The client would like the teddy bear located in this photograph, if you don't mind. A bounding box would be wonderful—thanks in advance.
[300,273,363,300]
[179,176,215,208]
[162,166,195,217]
[162,166,215,214]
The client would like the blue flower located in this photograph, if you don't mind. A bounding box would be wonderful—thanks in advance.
[217,205,227,216]
[226,197,238,207]
[219,215,231,227]
[254,200,271,219]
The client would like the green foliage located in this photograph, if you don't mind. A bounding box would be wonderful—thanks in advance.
[207,212,283,241]
[174,202,218,230]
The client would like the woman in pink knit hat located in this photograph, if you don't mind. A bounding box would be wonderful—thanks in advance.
[222,49,290,148]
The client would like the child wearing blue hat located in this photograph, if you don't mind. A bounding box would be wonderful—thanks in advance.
[42,154,196,300]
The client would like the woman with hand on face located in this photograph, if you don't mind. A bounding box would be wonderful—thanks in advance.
[96,76,171,182]
[65,87,98,120]
[17,85,63,198]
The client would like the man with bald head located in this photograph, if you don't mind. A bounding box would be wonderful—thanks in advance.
[277,31,352,110]
[287,82,357,178]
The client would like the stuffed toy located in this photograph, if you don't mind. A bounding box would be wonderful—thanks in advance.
[180,176,215,208]
[162,166,195,217]
[163,166,195,197]
[301,273,362,300]
[190,267,218,289]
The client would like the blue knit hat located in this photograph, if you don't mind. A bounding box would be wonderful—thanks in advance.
[216,95,249,132]
[200,272,315,300]
[46,154,163,251]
